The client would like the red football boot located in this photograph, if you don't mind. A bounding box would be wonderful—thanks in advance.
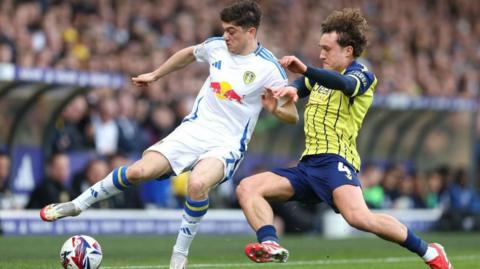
[40,203,80,222]
[426,243,453,269]
[244,241,289,263]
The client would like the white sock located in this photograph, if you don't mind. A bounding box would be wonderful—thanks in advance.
[263,240,279,245]
[72,167,131,211]
[173,213,204,256]
[422,246,439,262]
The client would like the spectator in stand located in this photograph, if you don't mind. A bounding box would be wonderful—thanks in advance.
[91,97,119,156]
[381,164,402,208]
[26,153,71,209]
[145,104,177,144]
[359,163,384,209]
[439,168,480,230]
[116,91,148,154]
[424,169,448,209]
[393,173,424,209]
[0,41,14,63]
[447,169,478,213]
[51,95,93,152]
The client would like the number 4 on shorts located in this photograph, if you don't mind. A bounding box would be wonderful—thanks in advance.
[337,162,352,180]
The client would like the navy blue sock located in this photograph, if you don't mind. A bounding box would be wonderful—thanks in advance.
[256,225,278,243]
[400,229,428,257]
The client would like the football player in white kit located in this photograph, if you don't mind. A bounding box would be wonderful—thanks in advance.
[40,1,298,268]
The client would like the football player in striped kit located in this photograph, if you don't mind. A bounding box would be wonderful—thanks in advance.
[237,8,452,269]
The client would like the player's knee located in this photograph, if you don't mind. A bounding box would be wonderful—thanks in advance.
[125,165,144,183]
[187,176,208,197]
[343,211,370,231]
[236,181,248,202]
[236,179,257,203]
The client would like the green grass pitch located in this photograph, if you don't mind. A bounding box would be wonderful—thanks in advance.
[1,232,478,269]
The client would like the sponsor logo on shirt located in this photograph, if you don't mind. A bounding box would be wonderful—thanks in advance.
[210,81,243,104]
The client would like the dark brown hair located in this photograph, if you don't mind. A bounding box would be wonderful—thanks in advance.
[321,8,368,58]
[220,0,261,29]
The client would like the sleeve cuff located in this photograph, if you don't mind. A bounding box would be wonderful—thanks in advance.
[304,65,314,77]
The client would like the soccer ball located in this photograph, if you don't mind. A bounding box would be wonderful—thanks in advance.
[60,235,103,269]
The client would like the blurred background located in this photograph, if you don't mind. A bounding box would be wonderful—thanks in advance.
[1,0,480,238]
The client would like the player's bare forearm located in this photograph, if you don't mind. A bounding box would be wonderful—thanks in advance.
[272,100,299,124]
[132,46,196,87]
[150,46,196,79]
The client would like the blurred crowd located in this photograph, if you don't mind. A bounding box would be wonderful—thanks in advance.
[0,151,187,210]
[1,0,479,99]
[1,0,480,221]
[359,163,480,231]
[359,163,480,213]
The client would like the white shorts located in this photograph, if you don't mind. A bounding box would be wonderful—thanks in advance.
[144,122,244,183]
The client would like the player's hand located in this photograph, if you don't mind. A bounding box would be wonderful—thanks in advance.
[262,87,278,113]
[272,86,299,103]
[279,56,307,74]
[131,72,158,87]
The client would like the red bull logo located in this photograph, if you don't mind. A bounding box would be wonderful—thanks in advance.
[210,81,243,104]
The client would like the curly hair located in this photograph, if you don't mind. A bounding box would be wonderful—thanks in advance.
[220,0,262,29]
[321,8,368,58]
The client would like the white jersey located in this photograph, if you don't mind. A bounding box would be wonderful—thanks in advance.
[184,37,288,152]
[146,37,288,179]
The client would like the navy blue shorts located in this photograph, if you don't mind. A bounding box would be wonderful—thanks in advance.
[271,154,361,212]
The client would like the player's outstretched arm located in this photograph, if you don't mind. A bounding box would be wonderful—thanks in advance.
[280,55,358,96]
[132,46,196,87]
[303,66,357,95]
[262,87,299,124]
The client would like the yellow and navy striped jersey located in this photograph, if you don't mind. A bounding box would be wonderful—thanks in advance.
[296,60,377,171]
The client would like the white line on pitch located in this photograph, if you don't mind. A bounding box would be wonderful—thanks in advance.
[102,254,480,269]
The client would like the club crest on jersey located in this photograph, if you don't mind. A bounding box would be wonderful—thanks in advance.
[210,81,243,104]
[243,71,256,85]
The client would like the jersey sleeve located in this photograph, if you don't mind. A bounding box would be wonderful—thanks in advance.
[193,37,225,63]
[304,66,357,96]
[344,68,375,97]
[265,75,288,90]
[262,65,288,106]
[262,62,288,89]
[291,76,312,98]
